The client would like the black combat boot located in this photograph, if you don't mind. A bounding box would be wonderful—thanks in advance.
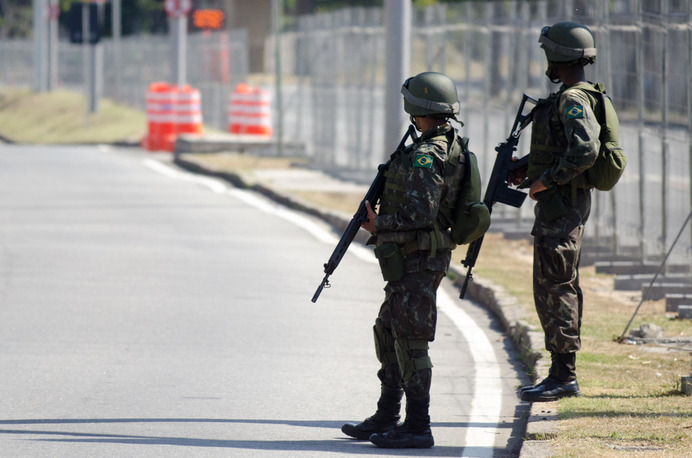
[520,352,559,394]
[521,352,581,402]
[341,386,403,440]
[369,395,434,448]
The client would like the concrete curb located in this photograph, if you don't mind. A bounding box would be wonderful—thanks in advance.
[175,134,306,156]
[172,153,555,456]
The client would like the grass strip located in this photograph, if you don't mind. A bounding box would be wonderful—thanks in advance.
[0,87,146,144]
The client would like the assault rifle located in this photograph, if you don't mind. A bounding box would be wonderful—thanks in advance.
[311,125,419,303]
[459,94,537,299]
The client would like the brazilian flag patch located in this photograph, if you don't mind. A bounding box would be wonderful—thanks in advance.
[566,105,584,119]
[414,153,434,169]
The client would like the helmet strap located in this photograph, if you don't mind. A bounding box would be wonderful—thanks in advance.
[410,116,422,132]
[545,63,562,84]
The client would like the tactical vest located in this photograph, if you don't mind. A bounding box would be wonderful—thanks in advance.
[377,127,457,255]
[527,91,564,183]
[527,82,612,191]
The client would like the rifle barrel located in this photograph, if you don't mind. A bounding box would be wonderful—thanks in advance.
[311,274,329,303]
[458,94,536,300]
[310,125,418,303]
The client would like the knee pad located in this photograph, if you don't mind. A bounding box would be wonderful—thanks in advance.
[394,338,432,382]
[373,322,397,366]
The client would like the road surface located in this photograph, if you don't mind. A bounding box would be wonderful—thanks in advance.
[0,144,528,457]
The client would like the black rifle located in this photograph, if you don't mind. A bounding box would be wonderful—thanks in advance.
[459,94,537,299]
[311,125,419,303]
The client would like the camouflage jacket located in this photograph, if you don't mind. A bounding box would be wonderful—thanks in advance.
[528,82,602,188]
[529,82,603,239]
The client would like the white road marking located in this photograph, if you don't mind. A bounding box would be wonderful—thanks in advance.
[145,158,502,454]
[437,289,501,457]
[143,158,229,194]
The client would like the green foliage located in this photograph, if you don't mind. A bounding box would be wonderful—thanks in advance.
[0,0,33,38]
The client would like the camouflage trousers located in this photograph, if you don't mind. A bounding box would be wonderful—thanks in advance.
[533,235,584,354]
[375,269,445,397]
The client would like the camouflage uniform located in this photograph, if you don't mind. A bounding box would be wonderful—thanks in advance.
[342,71,462,448]
[371,123,456,396]
[528,83,601,355]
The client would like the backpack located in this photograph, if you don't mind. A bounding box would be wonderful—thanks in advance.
[572,83,627,191]
[439,135,490,245]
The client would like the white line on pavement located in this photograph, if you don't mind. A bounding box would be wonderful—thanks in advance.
[145,158,502,455]
[143,158,229,194]
[437,289,501,457]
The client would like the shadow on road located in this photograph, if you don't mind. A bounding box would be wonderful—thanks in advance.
[0,417,514,456]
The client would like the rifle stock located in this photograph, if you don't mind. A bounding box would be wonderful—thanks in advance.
[459,94,537,299]
[311,125,418,303]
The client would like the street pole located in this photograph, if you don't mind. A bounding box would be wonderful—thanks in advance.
[171,15,187,87]
[90,38,103,113]
[113,0,122,99]
[272,0,284,156]
[90,1,105,113]
[47,0,58,90]
[384,0,411,161]
[33,0,47,92]
[82,2,92,116]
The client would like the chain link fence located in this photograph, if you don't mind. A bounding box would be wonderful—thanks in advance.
[1,1,691,277]
[275,0,692,274]
[0,29,249,131]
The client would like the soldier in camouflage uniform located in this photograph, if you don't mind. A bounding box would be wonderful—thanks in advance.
[512,22,617,402]
[341,72,464,448]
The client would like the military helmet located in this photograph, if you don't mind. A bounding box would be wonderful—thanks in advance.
[401,72,460,118]
[539,21,596,64]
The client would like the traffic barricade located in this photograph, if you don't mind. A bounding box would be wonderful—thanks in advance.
[168,85,203,152]
[228,84,273,137]
[141,82,177,151]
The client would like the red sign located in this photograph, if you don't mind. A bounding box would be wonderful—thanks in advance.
[164,0,192,18]
[46,4,60,20]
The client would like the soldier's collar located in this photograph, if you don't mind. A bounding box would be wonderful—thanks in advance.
[419,123,452,141]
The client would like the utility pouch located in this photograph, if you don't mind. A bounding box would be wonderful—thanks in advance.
[537,188,568,222]
[374,242,405,282]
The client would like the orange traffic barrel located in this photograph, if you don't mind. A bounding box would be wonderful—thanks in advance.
[176,85,203,136]
[142,82,177,151]
[228,84,273,137]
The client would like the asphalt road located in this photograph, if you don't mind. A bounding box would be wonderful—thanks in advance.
[0,144,527,457]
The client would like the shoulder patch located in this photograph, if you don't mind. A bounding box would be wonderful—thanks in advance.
[414,153,434,169]
[566,104,584,119]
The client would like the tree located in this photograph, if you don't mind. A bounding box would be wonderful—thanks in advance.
[0,0,33,38]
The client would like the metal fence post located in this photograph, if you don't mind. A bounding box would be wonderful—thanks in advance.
[688,0,692,276]
[33,0,47,92]
[272,0,284,156]
[660,0,669,263]
[636,0,646,261]
[384,0,411,162]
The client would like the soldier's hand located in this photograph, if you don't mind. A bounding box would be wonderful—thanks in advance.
[361,200,377,233]
[529,180,548,200]
[507,157,527,186]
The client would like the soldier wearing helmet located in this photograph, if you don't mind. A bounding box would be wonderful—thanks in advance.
[511,22,620,402]
[341,72,466,448]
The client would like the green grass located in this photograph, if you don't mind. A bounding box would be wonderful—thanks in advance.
[471,237,692,457]
[0,87,147,144]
